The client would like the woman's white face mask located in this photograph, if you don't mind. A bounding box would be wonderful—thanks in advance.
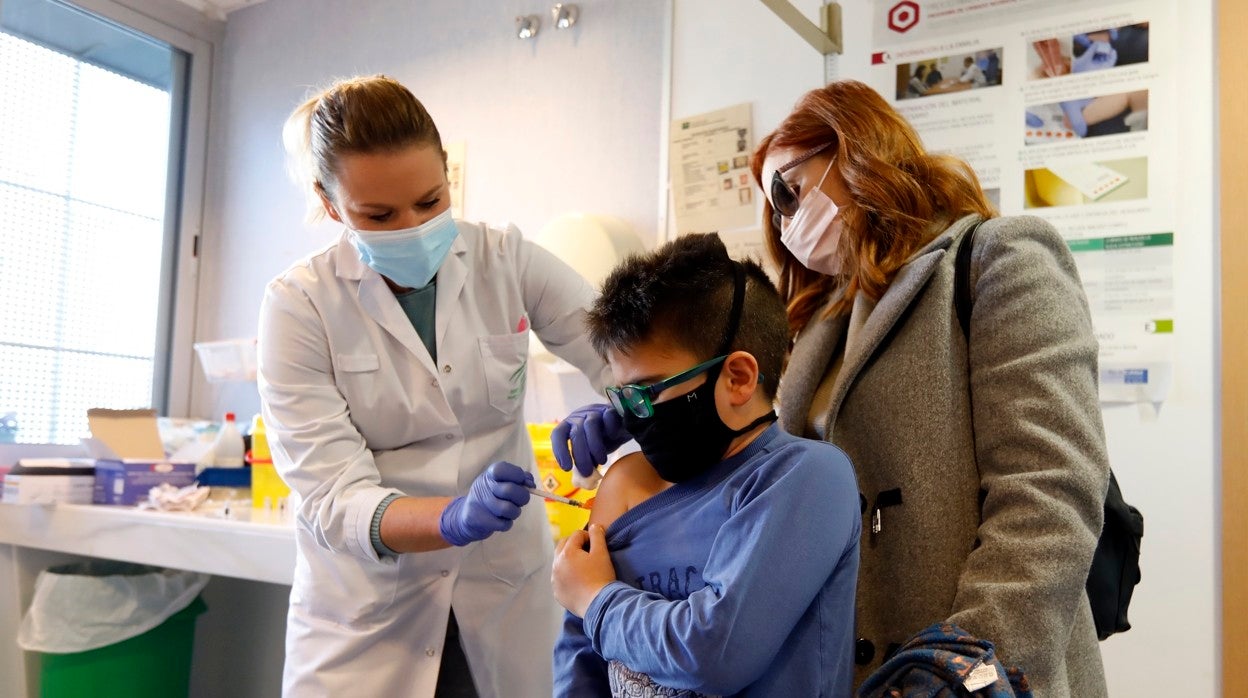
[779,157,844,276]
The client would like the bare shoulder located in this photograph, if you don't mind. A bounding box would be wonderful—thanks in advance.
[587,452,671,529]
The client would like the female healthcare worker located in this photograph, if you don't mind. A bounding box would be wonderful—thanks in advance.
[258,75,610,697]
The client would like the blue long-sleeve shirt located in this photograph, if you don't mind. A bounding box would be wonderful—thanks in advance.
[553,425,861,697]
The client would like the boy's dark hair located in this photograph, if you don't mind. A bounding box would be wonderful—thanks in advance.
[587,233,788,398]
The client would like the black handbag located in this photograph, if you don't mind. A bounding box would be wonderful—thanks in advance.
[954,221,1143,640]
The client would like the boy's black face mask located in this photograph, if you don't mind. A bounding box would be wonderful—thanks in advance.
[621,367,774,483]
[620,264,775,484]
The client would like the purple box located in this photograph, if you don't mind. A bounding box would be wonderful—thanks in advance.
[92,459,196,505]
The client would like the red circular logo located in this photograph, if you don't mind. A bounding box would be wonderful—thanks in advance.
[888,1,921,33]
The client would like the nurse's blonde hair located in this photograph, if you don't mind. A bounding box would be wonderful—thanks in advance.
[282,74,446,221]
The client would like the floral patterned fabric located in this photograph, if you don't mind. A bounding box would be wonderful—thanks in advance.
[608,660,717,698]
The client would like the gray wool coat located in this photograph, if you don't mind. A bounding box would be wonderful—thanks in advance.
[779,214,1110,697]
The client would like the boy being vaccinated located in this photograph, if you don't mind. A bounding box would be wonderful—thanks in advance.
[551,233,860,697]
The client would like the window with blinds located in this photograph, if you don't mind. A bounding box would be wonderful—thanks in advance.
[0,0,185,445]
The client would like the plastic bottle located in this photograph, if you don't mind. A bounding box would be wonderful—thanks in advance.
[212,412,245,467]
[249,414,270,463]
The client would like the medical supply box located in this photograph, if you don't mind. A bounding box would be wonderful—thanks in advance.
[2,459,96,505]
[86,409,196,506]
[94,461,196,505]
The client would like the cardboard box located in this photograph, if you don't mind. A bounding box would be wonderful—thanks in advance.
[2,459,96,505]
[86,409,196,505]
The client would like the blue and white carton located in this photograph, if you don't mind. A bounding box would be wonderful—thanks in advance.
[85,409,196,505]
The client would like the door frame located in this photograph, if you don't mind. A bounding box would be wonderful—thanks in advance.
[1221,0,1247,693]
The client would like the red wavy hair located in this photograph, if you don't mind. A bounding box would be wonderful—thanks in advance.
[750,80,994,337]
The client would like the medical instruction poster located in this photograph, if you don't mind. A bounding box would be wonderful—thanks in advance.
[1070,233,1173,404]
[868,0,1174,405]
[669,103,756,235]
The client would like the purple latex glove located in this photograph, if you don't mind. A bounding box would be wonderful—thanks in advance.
[551,403,630,477]
[439,461,535,546]
[1073,40,1118,73]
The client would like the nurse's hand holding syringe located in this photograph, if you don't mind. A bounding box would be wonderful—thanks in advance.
[551,403,630,490]
[439,462,537,546]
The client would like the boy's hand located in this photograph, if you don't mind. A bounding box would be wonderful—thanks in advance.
[552,524,616,617]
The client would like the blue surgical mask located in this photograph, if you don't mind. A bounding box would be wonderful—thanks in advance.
[346,208,458,289]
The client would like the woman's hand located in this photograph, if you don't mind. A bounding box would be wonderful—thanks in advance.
[552,404,631,478]
[552,524,616,617]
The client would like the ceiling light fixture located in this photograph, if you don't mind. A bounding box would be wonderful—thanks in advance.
[551,3,578,30]
[516,14,540,39]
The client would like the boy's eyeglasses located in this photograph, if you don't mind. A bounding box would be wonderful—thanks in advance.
[606,355,728,419]
[770,141,835,230]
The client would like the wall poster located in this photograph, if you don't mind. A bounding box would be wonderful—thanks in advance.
[669,103,756,235]
[868,0,1174,408]
[445,141,466,220]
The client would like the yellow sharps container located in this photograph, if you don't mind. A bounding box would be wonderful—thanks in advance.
[249,415,291,509]
[527,422,592,539]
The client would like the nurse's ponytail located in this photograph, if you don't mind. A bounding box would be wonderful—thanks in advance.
[282,74,446,222]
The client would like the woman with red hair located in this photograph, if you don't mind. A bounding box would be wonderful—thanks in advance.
[752,80,1109,697]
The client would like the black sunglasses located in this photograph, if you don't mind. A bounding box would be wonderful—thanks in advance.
[770,142,836,230]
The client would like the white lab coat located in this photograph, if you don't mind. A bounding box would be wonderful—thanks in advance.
[257,220,611,697]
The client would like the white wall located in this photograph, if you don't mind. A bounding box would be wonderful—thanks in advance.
[665,0,828,242]
[669,1,1219,696]
[192,0,666,421]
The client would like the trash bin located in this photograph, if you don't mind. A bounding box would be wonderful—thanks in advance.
[17,561,210,698]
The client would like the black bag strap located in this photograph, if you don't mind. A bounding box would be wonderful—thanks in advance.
[955,221,979,338]
[953,217,1142,640]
